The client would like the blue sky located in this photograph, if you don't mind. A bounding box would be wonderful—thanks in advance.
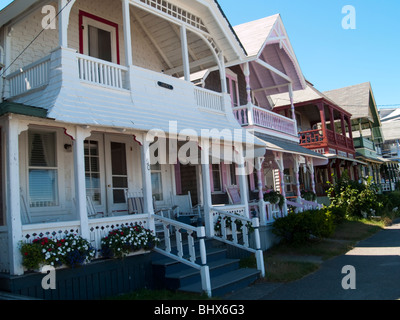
[0,0,399,108]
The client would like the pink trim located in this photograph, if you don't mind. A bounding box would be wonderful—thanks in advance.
[209,164,214,192]
[63,128,75,141]
[79,10,120,65]
[132,135,143,146]
[220,163,228,192]
[249,172,255,191]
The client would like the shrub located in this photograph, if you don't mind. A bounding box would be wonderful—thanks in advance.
[272,209,335,245]
[273,209,335,244]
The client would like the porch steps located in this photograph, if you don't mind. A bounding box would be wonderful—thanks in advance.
[151,239,260,297]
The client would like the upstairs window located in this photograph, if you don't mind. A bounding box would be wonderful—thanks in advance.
[226,69,240,107]
[79,11,120,64]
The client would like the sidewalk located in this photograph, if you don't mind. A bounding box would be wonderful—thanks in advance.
[225,220,400,300]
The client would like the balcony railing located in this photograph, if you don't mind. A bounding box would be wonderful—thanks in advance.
[5,55,51,98]
[299,128,354,150]
[353,137,375,151]
[299,129,324,145]
[233,104,297,136]
[77,54,128,90]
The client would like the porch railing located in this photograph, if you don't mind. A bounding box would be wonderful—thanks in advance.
[211,207,265,278]
[233,104,296,136]
[77,54,128,90]
[152,214,212,297]
[5,55,51,98]
[194,86,225,113]
[299,129,324,145]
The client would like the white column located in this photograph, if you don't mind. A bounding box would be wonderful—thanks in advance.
[219,52,227,93]
[288,83,297,134]
[293,154,301,200]
[274,152,287,215]
[237,159,250,218]
[58,0,76,48]
[243,62,252,105]
[73,126,91,240]
[5,117,24,275]
[122,0,133,67]
[180,25,190,82]
[140,133,155,231]
[200,145,213,237]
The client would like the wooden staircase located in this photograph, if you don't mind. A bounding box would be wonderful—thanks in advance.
[151,239,260,297]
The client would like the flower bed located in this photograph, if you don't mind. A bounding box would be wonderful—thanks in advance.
[99,224,159,259]
[20,234,96,271]
[19,224,159,272]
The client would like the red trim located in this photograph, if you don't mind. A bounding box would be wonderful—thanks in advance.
[79,10,120,65]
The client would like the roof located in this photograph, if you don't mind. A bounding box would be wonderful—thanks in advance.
[0,101,48,118]
[232,14,306,101]
[323,82,374,120]
[233,14,280,58]
[271,82,349,114]
[254,131,328,164]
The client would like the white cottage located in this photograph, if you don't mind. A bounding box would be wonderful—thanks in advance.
[0,0,267,298]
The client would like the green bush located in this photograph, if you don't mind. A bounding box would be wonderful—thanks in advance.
[272,209,335,245]
[327,172,383,219]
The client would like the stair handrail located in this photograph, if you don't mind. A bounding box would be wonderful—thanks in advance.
[152,214,211,297]
[211,208,265,277]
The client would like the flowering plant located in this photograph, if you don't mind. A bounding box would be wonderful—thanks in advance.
[100,224,159,259]
[20,234,96,271]
[214,214,254,234]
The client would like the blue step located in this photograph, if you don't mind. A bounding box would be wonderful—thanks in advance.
[151,239,260,297]
[179,268,260,297]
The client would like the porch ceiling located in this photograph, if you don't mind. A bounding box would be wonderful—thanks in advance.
[132,6,218,78]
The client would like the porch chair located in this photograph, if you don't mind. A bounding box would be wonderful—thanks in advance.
[225,185,259,218]
[170,191,202,225]
[86,196,103,218]
[124,190,145,214]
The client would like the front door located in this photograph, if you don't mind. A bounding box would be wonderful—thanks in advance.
[105,137,129,214]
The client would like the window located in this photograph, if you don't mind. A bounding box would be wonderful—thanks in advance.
[28,131,58,207]
[151,163,163,201]
[85,140,101,205]
[79,11,120,64]
[229,163,237,186]
[226,70,240,107]
[211,164,222,192]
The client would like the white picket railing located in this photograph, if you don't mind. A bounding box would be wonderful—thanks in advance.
[5,55,51,98]
[233,104,297,136]
[211,207,265,277]
[77,54,128,90]
[153,214,212,297]
[194,86,225,113]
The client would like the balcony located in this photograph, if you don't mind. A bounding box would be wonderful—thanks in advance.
[299,128,354,152]
[353,137,375,151]
[233,104,297,137]
[4,50,227,116]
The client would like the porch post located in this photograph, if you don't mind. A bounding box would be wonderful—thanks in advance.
[140,133,155,227]
[243,62,252,105]
[73,126,92,240]
[218,52,227,94]
[180,25,191,82]
[288,83,297,134]
[255,157,266,224]
[307,157,316,194]
[237,158,250,218]
[318,103,328,144]
[58,0,76,48]
[200,146,213,237]
[274,151,287,215]
[122,0,133,67]
[292,154,301,200]
[340,113,349,148]
[329,106,337,144]
[5,117,24,275]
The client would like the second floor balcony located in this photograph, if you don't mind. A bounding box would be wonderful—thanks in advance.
[233,104,297,138]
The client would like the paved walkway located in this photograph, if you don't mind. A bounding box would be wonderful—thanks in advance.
[226,220,400,300]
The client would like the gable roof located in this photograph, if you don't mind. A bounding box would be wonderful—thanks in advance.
[323,82,376,120]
